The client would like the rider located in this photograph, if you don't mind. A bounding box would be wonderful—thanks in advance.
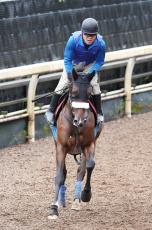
[45,17,106,125]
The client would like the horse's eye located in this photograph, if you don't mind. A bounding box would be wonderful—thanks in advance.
[72,93,79,99]
[72,90,79,99]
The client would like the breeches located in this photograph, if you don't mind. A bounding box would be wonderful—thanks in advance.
[55,63,101,95]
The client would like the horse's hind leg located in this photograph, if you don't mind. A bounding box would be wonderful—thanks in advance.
[71,155,86,210]
[81,164,95,202]
[57,163,67,207]
[81,151,95,203]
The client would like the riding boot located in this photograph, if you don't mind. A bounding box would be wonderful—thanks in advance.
[45,93,61,125]
[92,94,104,124]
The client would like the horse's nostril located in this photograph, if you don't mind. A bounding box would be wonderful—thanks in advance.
[79,122,83,127]
[73,119,78,126]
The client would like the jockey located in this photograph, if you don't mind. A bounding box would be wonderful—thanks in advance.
[45,17,106,125]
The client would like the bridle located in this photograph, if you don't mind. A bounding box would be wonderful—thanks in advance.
[68,80,92,127]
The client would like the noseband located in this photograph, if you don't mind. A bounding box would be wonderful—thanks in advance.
[70,101,90,127]
[68,81,92,127]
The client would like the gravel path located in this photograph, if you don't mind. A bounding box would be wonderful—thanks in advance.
[0,111,152,230]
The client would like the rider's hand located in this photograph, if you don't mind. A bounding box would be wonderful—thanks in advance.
[88,70,96,80]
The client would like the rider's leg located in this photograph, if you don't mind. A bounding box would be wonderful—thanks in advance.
[83,64,104,124]
[45,93,61,124]
[90,73,104,124]
[92,94,104,123]
[45,67,69,124]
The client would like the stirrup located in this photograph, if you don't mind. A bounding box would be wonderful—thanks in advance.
[97,114,104,124]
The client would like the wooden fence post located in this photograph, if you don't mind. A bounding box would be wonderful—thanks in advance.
[27,74,39,143]
[124,58,136,118]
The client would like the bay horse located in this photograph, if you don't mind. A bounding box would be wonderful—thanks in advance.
[48,69,103,219]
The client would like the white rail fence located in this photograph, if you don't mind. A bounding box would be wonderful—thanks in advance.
[0,45,152,142]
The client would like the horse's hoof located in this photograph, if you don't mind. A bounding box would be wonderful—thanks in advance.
[59,201,66,208]
[48,214,58,220]
[81,189,92,202]
[48,205,59,220]
[71,199,81,211]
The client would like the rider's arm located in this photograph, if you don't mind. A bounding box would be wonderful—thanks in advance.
[64,36,75,74]
[88,41,106,74]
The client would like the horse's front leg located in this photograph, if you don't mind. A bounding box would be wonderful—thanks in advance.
[48,144,67,219]
[81,143,95,203]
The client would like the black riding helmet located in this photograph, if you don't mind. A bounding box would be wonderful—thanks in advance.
[81,18,98,34]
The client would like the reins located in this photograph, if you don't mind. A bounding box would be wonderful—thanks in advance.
[32,86,69,102]
[32,78,92,103]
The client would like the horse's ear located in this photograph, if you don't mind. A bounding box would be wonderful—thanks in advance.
[88,70,95,82]
[72,68,78,81]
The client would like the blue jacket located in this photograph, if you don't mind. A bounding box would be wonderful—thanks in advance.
[64,31,106,74]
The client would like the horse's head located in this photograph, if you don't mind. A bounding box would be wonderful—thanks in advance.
[69,69,95,127]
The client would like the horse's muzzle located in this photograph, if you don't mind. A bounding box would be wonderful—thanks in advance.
[73,117,87,127]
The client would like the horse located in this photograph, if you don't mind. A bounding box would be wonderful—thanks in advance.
[48,69,103,219]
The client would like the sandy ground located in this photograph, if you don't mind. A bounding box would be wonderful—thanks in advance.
[0,111,152,230]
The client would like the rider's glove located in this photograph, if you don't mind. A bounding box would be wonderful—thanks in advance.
[88,70,96,80]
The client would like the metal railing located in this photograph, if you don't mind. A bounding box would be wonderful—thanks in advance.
[0,45,152,142]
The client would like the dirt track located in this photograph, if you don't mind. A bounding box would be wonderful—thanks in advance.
[0,111,152,230]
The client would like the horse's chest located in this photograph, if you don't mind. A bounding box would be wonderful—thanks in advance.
[72,129,93,145]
